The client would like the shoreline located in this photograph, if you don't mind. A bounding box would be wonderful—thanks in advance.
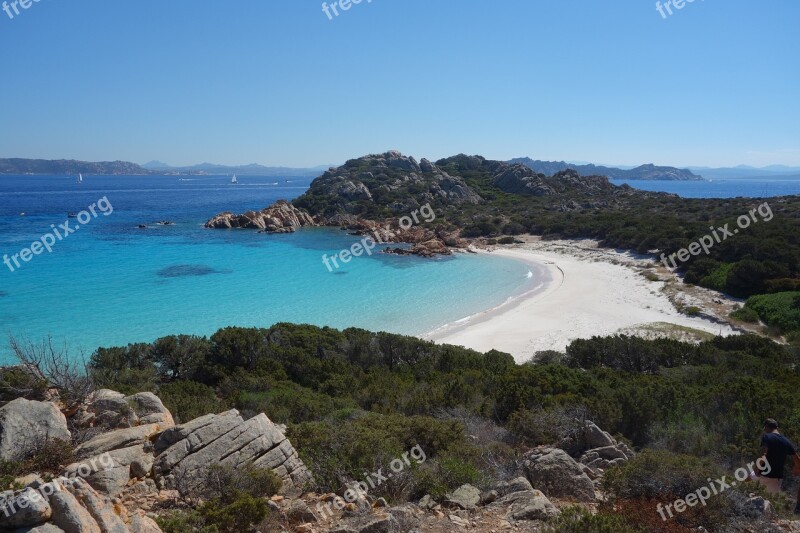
[424,240,739,363]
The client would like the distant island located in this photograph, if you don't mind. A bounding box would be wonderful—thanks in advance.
[0,158,330,177]
[0,158,152,176]
[509,157,704,181]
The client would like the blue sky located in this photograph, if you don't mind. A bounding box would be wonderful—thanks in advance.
[0,0,798,167]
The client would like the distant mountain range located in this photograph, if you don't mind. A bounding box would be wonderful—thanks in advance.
[3,157,799,181]
[141,161,332,177]
[0,158,332,177]
[508,158,704,181]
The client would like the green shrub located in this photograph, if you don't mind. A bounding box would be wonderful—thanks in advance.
[741,292,800,333]
[156,509,218,533]
[158,381,227,423]
[412,449,485,500]
[197,494,269,533]
[291,413,478,499]
[0,439,75,480]
[0,367,49,402]
[603,449,721,501]
[177,462,282,503]
[730,306,760,323]
[546,507,645,533]
[157,495,270,533]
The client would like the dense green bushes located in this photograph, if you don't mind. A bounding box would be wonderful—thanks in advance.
[85,323,800,531]
[739,291,800,334]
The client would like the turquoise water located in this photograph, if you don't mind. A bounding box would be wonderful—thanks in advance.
[0,176,533,362]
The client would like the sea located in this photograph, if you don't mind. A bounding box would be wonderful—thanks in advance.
[1,174,798,363]
[0,175,534,362]
[610,176,800,198]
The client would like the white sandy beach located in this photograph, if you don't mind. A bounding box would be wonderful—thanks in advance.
[425,241,739,363]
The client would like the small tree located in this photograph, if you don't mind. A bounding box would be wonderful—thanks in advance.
[8,336,93,408]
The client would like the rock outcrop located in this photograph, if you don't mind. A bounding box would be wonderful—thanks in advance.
[0,477,161,533]
[69,424,164,497]
[558,420,635,472]
[493,166,616,197]
[205,200,317,232]
[0,397,71,461]
[522,447,597,502]
[294,151,482,217]
[76,390,174,430]
[152,409,312,494]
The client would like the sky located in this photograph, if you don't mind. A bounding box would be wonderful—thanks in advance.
[0,0,798,168]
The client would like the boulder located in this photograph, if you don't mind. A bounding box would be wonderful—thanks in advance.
[48,480,103,533]
[418,495,436,510]
[124,393,174,427]
[0,487,52,529]
[444,484,481,510]
[3,477,163,533]
[523,447,596,502]
[66,478,129,533]
[287,500,317,523]
[337,482,370,512]
[129,511,162,533]
[66,444,154,498]
[584,421,616,449]
[0,398,71,461]
[22,525,67,533]
[75,424,162,458]
[153,409,312,494]
[507,490,560,521]
[494,477,534,497]
[84,391,174,430]
[749,495,777,519]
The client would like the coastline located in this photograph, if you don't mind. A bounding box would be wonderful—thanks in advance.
[424,239,740,363]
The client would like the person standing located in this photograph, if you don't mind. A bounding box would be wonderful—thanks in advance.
[757,419,800,513]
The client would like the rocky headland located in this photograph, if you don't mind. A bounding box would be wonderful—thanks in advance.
[204,150,664,258]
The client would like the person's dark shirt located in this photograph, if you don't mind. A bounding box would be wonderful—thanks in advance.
[760,432,797,479]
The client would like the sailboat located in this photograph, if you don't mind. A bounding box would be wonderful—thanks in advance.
[231,174,238,184]
[76,173,83,184]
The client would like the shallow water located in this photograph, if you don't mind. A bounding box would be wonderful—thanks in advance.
[0,175,533,361]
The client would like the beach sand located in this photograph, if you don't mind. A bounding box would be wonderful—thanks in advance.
[424,240,739,363]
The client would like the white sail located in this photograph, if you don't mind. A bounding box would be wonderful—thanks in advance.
[77,173,83,184]
[231,174,238,184]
